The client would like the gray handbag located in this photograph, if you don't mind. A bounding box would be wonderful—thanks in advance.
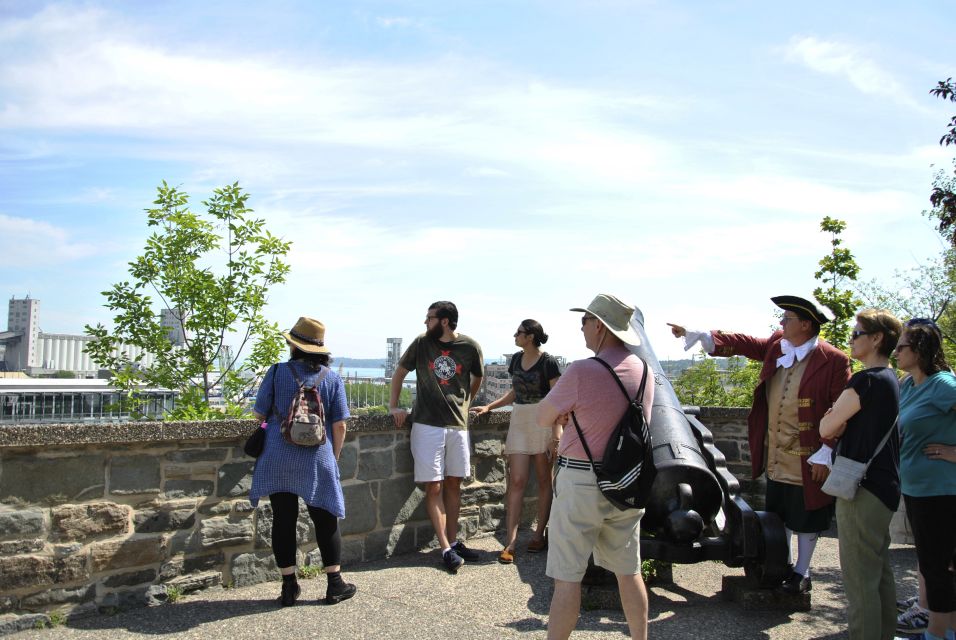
[821,417,897,501]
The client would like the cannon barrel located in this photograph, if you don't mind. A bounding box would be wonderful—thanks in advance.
[626,307,724,542]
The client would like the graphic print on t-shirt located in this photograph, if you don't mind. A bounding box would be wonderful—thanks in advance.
[429,350,463,385]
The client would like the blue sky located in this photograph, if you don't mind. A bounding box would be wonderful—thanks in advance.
[1,1,953,363]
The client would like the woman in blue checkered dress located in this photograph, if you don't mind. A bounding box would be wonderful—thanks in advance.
[250,317,356,607]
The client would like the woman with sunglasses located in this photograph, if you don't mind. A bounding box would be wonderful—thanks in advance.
[820,309,903,640]
[471,319,562,564]
[895,318,956,640]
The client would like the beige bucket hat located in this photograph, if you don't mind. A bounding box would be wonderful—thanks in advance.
[570,294,642,346]
[283,317,331,354]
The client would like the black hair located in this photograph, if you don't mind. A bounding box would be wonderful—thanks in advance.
[904,323,949,376]
[519,318,549,347]
[429,301,458,330]
[289,346,331,371]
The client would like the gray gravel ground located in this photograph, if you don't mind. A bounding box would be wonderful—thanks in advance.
[9,527,919,639]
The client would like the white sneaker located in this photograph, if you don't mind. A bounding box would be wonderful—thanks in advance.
[896,601,929,634]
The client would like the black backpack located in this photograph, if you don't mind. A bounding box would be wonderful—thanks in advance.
[570,356,656,511]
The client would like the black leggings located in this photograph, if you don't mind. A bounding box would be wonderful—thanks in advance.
[905,494,956,612]
[269,492,342,569]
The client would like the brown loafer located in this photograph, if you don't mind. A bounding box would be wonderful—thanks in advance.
[526,537,547,553]
[498,548,515,564]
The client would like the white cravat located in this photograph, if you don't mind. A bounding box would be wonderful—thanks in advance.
[776,336,818,369]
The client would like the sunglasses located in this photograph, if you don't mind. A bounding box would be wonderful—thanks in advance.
[895,343,912,352]
[581,315,597,327]
[850,330,871,340]
[514,330,528,337]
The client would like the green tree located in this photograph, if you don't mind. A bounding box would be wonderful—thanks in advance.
[813,216,861,350]
[672,354,760,408]
[84,182,292,417]
[928,78,956,244]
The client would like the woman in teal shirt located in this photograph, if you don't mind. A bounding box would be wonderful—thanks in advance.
[897,319,956,640]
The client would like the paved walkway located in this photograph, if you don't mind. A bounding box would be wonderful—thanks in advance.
[10,529,918,639]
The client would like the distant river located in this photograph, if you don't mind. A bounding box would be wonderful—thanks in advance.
[334,366,417,382]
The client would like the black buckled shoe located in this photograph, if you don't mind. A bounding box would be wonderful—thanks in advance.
[778,571,811,595]
[325,582,357,605]
[279,580,301,607]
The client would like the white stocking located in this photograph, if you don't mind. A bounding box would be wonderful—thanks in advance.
[793,532,818,578]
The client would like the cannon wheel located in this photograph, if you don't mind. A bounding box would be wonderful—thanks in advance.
[743,511,789,588]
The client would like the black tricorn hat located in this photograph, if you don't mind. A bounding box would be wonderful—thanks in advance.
[771,295,832,325]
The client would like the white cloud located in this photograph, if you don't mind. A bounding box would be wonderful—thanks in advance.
[783,36,919,109]
[0,213,98,262]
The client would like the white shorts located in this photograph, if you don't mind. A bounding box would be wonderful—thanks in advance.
[410,422,471,482]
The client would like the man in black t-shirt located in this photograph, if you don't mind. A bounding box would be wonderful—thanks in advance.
[388,301,484,573]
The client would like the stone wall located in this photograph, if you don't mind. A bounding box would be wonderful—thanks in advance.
[0,408,753,631]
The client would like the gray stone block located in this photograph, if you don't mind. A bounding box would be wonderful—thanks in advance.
[414,523,439,550]
[163,480,214,498]
[217,462,254,498]
[143,584,168,607]
[230,551,278,587]
[460,484,505,507]
[340,483,377,535]
[19,584,95,609]
[110,455,161,494]
[102,568,157,588]
[0,613,48,635]
[52,502,130,541]
[200,516,254,549]
[358,449,393,481]
[91,536,164,572]
[165,448,229,463]
[167,529,202,556]
[395,445,414,474]
[184,551,224,574]
[159,558,183,581]
[0,509,45,539]
[474,457,505,484]
[134,505,196,533]
[167,570,221,593]
[0,555,54,590]
[714,439,740,461]
[232,500,255,513]
[338,445,358,480]
[198,501,233,516]
[339,538,364,565]
[0,454,106,503]
[364,525,416,560]
[479,504,505,531]
[0,596,16,615]
[0,539,44,555]
[471,433,504,457]
[360,434,394,449]
[378,476,426,526]
[66,601,98,621]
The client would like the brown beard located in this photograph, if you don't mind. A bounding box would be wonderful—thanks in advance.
[426,322,444,341]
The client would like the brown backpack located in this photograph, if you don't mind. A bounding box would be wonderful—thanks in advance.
[280,365,329,447]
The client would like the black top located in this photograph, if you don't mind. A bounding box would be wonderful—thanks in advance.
[841,367,901,511]
[508,352,561,404]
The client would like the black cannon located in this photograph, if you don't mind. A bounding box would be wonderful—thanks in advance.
[627,307,789,586]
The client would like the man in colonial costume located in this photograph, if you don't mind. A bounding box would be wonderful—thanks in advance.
[669,295,850,594]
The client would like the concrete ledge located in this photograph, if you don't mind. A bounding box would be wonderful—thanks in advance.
[0,412,512,448]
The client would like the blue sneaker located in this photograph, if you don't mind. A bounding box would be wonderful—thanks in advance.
[451,541,480,561]
[443,549,464,573]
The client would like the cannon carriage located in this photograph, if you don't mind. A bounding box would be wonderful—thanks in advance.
[627,307,789,586]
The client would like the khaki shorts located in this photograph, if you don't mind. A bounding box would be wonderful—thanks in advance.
[546,465,644,582]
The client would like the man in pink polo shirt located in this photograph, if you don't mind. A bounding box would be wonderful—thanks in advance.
[537,294,654,640]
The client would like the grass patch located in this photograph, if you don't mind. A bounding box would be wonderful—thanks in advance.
[298,564,324,579]
[166,586,183,603]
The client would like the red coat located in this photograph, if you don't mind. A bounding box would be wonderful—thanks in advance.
[711,330,851,511]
